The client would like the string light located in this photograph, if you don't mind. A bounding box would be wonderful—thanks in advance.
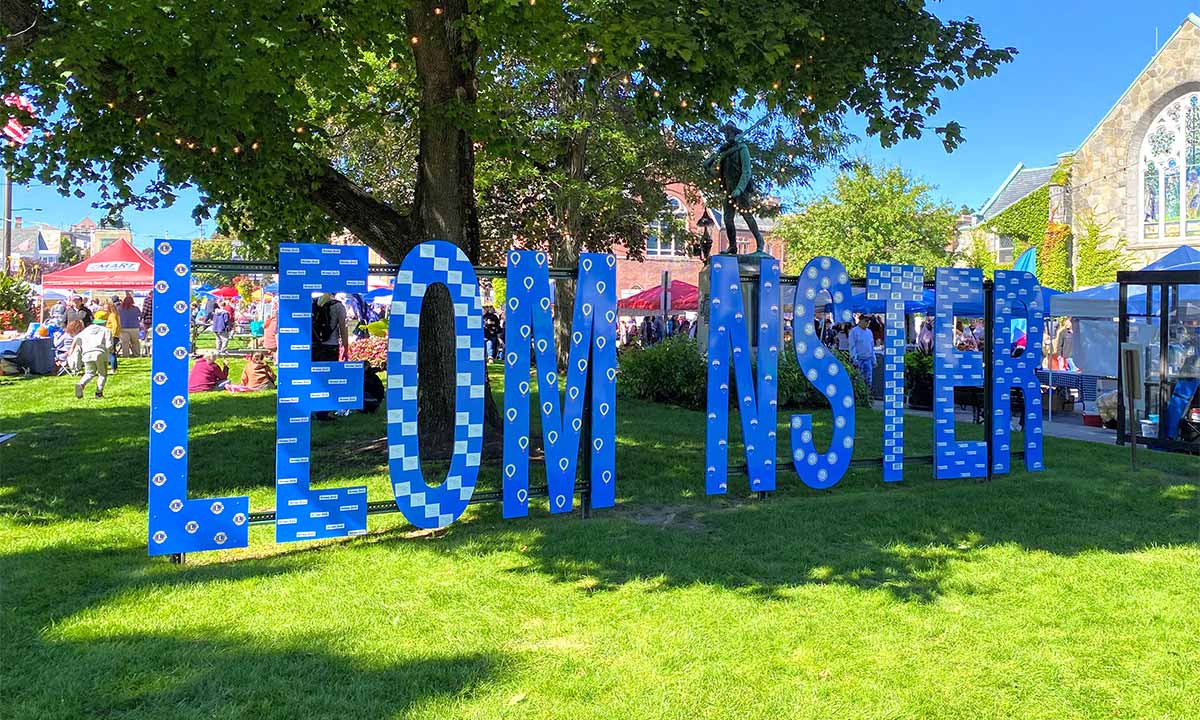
[433,6,443,15]
[295,126,305,134]
[680,99,688,108]
[174,138,182,145]
[209,146,218,153]
[652,89,660,98]
[233,145,241,154]
[589,56,599,65]
[251,141,260,150]
[389,62,399,70]
[410,35,419,45]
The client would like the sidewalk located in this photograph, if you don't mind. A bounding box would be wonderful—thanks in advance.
[898,406,1118,445]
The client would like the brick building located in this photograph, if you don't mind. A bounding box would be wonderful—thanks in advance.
[612,182,785,301]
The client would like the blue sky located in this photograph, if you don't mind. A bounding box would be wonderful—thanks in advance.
[9,1,1200,245]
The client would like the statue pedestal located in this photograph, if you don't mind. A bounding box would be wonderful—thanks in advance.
[697,252,772,357]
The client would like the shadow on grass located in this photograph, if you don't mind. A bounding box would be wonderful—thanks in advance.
[427,460,1199,604]
[2,541,501,717]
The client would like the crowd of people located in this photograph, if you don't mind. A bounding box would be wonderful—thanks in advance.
[618,315,694,348]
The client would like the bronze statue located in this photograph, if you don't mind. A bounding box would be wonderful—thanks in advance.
[703,122,766,255]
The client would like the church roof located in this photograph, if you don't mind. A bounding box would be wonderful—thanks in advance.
[977,162,1056,221]
[1075,13,1200,153]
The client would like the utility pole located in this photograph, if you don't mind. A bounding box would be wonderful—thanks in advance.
[2,163,11,276]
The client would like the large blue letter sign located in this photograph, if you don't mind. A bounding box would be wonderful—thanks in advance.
[501,251,618,517]
[386,241,487,529]
[933,267,987,479]
[790,257,856,489]
[148,240,249,555]
[991,270,1046,474]
[275,244,369,542]
[705,256,780,495]
[867,264,924,482]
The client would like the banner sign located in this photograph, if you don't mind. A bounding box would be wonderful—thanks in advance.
[147,241,1045,556]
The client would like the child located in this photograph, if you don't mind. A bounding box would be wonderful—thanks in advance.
[71,313,114,399]
[226,351,277,392]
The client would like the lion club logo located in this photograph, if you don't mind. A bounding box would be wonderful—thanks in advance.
[173,346,188,360]
[153,372,168,385]
[155,280,169,293]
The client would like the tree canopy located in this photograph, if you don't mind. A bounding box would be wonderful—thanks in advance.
[778,161,958,277]
[3,1,1014,262]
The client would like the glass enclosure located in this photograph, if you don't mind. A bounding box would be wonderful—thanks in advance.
[1117,269,1200,450]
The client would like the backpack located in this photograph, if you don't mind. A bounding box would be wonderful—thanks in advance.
[312,298,337,343]
[211,309,230,335]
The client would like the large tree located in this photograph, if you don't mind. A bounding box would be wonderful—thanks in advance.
[778,161,958,277]
[1,0,1013,445]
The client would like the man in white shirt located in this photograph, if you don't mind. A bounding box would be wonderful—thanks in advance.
[848,315,877,388]
[70,313,115,399]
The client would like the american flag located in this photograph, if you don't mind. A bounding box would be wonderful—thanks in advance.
[3,94,35,146]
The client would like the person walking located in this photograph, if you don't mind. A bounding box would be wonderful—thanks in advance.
[848,315,877,386]
[312,292,349,421]
[117,292,142,358]
[140,293,154,356]
[211,303,233,355]
[71,312,114,399]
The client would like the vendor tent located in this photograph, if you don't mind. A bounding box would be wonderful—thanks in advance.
[211,286,241,298]
[1051,245,1200,318]
[617,281,698,314]
[42,238,154,290]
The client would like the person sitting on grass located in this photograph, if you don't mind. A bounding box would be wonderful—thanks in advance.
[70,313,114,399]
[225,351,277,392]
[188,350,230,392]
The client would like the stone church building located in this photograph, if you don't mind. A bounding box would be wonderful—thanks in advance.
[972,13,1200,273]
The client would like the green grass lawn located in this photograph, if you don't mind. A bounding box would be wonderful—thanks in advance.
[1,359,1198,719]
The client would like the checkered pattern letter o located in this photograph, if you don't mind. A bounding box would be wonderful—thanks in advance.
[275,243,369,543]
[789,256,856,490]
[386,241,486,529]
[147,240,249,555]
[991,271,1045,474]
[704,255,780,495]
[501,251,618,518]
[867,264,924,482]
[933,267,987,479]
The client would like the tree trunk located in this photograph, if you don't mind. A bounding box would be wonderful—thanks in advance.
[405,0,502,456]
[307,0,502,458]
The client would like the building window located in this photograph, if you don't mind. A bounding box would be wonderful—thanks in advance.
[996,234,1014,264]
[646,196,689,258]
[1141,92,1200,242]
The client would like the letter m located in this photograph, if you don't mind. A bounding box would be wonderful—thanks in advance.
[501,251,617,518]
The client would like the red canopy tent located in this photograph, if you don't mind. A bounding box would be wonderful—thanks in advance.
[42,238,154,290]
[617,280,699,315]
[210,286,241,298]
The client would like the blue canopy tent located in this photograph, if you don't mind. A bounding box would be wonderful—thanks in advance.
[1051,246,1200,318]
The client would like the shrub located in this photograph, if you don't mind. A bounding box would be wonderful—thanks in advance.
[0,275,32,331]
[617,336,872,411]
[617,335,707,409]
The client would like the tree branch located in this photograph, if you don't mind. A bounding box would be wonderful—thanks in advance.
[308,164,415,262]
[1,0,44,49]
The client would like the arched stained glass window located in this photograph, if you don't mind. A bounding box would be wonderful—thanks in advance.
[1142,93,1200,241]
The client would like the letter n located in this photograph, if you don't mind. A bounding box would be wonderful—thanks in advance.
[704,255,780,494]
